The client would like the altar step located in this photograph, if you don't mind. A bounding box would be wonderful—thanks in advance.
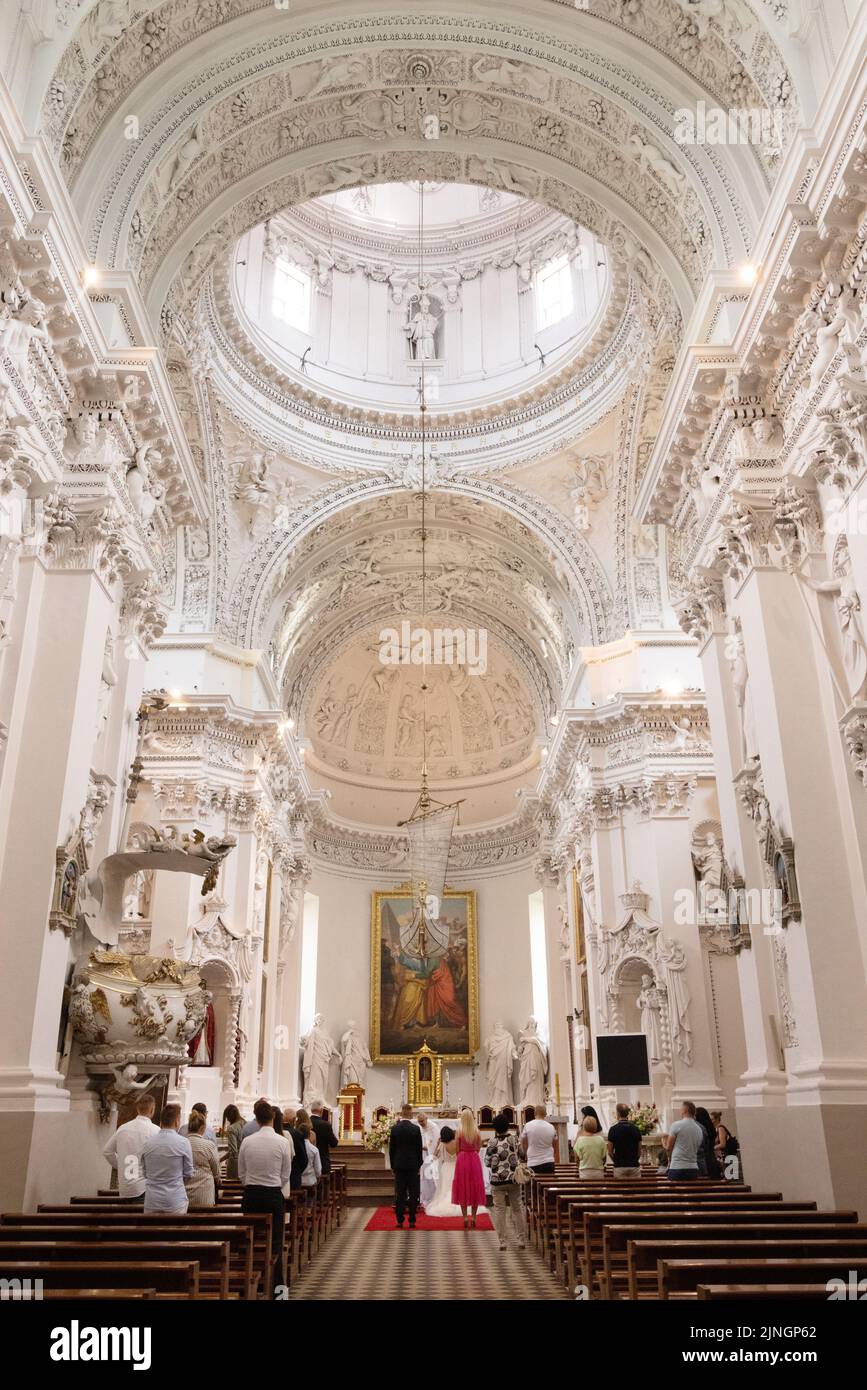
[336,1144,395,1205]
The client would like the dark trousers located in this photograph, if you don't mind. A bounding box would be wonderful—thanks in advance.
[531,1162,556,1175]
[393,1167,421,1225]
[242,1185,286,1293]
[667,1167,699,1181]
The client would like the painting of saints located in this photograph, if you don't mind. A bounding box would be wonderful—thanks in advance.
[372,890,478,1061]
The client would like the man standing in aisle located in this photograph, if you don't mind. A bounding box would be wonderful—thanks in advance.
[239,1098,294,1292]
[389,1104,423,1228]
[103,1092,159,1199]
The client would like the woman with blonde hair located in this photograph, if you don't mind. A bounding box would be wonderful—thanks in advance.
[574,1114,608,1180]
[184,1108,221,1206]
[451,1107,486,1227]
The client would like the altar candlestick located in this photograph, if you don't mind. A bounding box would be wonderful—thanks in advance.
[555,1072,561,1109]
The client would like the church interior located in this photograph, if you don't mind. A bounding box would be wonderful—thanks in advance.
[1,0,867,1326]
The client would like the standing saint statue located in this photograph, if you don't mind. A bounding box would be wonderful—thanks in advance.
[339,1020,371,1090]
[485,1021,518,1111]
[300,1013,339,1104]
[637,974,663,1065]
[405,294,439,361]
[517,1017,548,1108]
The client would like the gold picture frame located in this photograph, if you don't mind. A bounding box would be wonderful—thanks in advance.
[370,887,479,1063]
[572,864,586,964]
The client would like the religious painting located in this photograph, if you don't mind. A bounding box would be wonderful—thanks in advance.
[572,865,586,964]
[370,888,479,1063]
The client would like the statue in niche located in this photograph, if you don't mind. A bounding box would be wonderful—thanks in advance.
[300,1013,339,1104]
[405,293,440,361]
[485,1021,518,1110]
[804,550,867,701]
[637,974,663,1064]
[517,1016,548,1107]
[340,1020,371,1089]
[692,830,724,918]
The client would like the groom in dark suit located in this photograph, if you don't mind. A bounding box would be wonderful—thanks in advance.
[389,1104,423,1228]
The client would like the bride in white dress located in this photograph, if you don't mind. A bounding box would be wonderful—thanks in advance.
[424,1126,463,1218]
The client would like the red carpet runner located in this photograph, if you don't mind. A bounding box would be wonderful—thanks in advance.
[364,1206,494,1231]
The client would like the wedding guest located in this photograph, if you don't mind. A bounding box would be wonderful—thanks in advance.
[485,1113,527,1251]
[298,1115,322,1203]
[283,1107,309,1191]
[711,1110,738,1171]
[695,1106,721,1178]
[389,1103,424,1228]
[664,1100,704,1181]
[310,1101,339,1174]
[102,1092,159,1199]
[520,1104,557,1174]
[222,1104,245,1180]
[574,1115,608,1179]
[240,1098,269,1141]
[239,1098,293,1292]
[607,1102,642,1178]
[179,1101,217,1143]
[452,1108,486,1229]
[184,1109,221,1206]
[141,1103,193,1214]
[272,1106,285,1136]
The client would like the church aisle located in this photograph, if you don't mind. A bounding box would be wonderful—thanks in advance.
[286,1209,572,1300]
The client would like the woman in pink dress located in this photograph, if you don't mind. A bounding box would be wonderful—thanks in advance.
[451,1108,486,1227]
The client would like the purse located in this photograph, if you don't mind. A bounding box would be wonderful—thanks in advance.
[513,1160,533,1185]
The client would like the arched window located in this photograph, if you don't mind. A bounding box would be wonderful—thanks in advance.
[535,253,574,330]
[272,257,311,332]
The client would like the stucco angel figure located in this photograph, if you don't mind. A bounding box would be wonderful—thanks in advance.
[107,1063,158,1103]
[804,559,867,700]
[517,1017,548,1107]
[301,1013,339,1103]
[405,294,439,361]
[340,1020,371,1089]
[485,1021,518,1110]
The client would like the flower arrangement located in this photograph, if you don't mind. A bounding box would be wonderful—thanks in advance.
[628,1103,660,1136]
[363,1112,395,1153]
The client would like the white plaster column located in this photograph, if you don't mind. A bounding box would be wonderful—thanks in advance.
[0,549,115,1207]
[533,856,572,1113]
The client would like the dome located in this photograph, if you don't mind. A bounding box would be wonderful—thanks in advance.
[232,182,609,415]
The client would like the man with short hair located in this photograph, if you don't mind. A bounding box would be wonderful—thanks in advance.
[520,1103,557,1174]
[282,1106,308,1190]
[240,1097,269,1141]
[180,1101,218,1143]
[607,1102,643,1178]
[239,1098,294,1292]
[310,1100,338,1174]
[664,1100,704,1181]
[102,1092,159,1199]
[141,1103,193,1213]
[388,1103,423,1228]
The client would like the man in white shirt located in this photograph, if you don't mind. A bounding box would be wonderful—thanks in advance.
[239,1099,294,1294]
[520,1104,558,1174]
[102,1093,159,1199]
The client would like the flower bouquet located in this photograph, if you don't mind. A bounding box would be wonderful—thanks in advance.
[628,1103,660,1136]
[363,1112,395,1153]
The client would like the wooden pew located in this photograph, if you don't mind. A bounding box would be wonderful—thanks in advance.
[0,1223,255,1300]
[697,1283,852,1301]
[660,1253,867,1298]
[591,1211,860,1298]
[0,1260,199,1296]
[0,1240,231,1298]
[560,1199,820,1291]
[3,1289,158,1300]
[622,1227,867,1300]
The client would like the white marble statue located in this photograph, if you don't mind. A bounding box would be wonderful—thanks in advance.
[637,974,663,1064]
[729,624,760,765]
[405,294,439,361]
[300,1012,339,1103]
[657,937,693,1066]
[805,560,867,701]
[517,1017,548,1107]
[485,1021,518,1110]
[340,1019,371,1089]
